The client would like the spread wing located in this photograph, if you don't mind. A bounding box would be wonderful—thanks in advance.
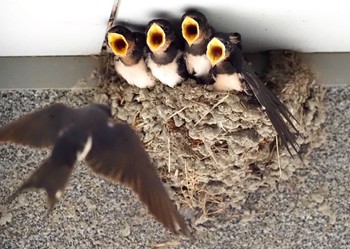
[0,103,78,147]
[85,121,190,236]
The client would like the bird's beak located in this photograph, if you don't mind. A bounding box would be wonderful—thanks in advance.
[107,33,129,57]
[206,37,226,66]
[146,23,166,52]
[181,16,200,46]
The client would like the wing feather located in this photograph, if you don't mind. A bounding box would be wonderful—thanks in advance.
[0,103,77,147]
[85,122,190,236]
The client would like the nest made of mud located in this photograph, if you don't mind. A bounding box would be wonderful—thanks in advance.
[93,51,326,229]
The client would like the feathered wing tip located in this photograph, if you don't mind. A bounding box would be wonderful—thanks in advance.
[85,123,191,237]
[87,153,191,237]
[130,171,192,237]
[242,68,302,159]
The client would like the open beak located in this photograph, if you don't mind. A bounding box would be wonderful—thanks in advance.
[146,23,166,52]
[181,16,200,46]
[206,37,226,66]
[107,33,129,57]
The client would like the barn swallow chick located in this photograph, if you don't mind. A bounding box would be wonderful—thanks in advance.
[181,10,215,84]
[107,25,157,88]
[0,103,190,236]
[145,19,189,87]
[206,33,300,157]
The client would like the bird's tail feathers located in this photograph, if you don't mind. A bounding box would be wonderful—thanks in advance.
[243,67,301,158]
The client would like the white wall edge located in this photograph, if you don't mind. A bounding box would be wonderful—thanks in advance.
[0,53,349,90]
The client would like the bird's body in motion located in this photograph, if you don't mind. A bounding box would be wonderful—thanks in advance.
[206,33,300,156]
[0,103,189,236]
[107,25,156,88]
[145,19,189,87]
[181,10,215,84]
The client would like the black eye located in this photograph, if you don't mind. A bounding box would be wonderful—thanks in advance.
[163,26,169,33]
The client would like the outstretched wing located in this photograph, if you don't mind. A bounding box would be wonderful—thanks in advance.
[0,103,78,147]
[85,121,190,236]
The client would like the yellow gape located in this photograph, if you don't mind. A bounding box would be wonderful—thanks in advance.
[181,16,200,46]
[146,23,166,52]
[206,37,226,66]
[107,33,129,57]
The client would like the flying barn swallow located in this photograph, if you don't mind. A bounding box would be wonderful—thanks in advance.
[206,33,300,157]
[0,103,190,236]
[145,19,189,88]
[107,25,157,88]
[181,10,215,84]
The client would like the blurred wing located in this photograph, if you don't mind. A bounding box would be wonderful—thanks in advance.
[8,126,91,212]
[85,122,190,236]
[0,103,77,147]
[242,66,301,157]
[177,55,190,80]
[228,32,242,50]
[7,157,75,213]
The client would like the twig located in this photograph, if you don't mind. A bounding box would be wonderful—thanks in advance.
[167,136,171,173]
[194,93,230,126]
[184,160,195,207]
[204,142,217,164]
[166,106,189,120]
[150,241,181,248]
[276,136,282,180]
[131,110,141,129]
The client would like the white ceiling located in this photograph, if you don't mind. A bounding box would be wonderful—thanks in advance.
[0,0,349,56]
[0,0,115,56]
[116,0,350,53]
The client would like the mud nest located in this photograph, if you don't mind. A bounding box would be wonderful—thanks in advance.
[93,51,326,229]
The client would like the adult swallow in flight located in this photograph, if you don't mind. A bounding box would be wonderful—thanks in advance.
[145,19,189,88]
[107,25,157,88]
[181,10,215,84]
[0,103,190,236]
[206,33,300,157]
